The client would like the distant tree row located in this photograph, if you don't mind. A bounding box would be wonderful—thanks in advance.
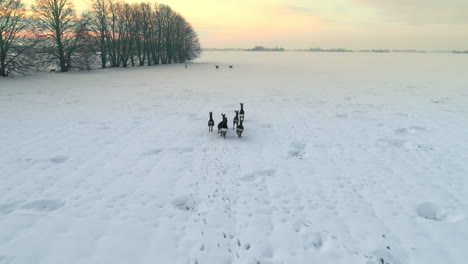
[246,46,285,52]
[0,0,201,77]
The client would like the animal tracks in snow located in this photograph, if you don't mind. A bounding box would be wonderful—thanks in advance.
[378,138,433,151]
[141,148,163,156]
[416,202,447,222]
[393,126,426,135]
[172,196,199,212]
[170,147,194,154]
[415,202,464,223]
[288,142,307,159]
[239,169,277,182]
[432,97,450,104]
[303,232,324,250]
[335,113,350,119]
[49,155,69,164]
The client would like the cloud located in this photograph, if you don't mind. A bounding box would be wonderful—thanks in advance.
[352,0,468,24]
[285,6,317,16]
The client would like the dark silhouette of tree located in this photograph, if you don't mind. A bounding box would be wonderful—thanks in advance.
[89,0,108,68]
[33,0,81,72]
[1,0,201,77]
[0,0,27,77]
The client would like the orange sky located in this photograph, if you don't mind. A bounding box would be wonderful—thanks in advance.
[23,0,468,50]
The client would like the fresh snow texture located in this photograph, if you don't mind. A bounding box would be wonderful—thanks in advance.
[1,52,468,264]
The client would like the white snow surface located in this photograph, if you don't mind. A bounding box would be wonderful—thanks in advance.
[1,52,468,264]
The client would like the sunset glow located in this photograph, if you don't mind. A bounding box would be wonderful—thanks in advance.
[23,0,468,49]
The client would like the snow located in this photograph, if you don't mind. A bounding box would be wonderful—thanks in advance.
[1,51,468,264]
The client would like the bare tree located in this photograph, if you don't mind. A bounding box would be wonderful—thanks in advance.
[0,0,26,77]
[89,0,108,68]
[105,0,121,67]
[117,1,132,67]
[3,0,200,76]
[64,13,95,70]
[86,0,201,69]
[33,0,77,72]
[183,24,201,61]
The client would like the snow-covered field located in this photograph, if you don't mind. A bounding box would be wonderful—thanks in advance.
[1,51,468,264]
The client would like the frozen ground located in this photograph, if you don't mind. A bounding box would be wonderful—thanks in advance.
[1,52,468,264]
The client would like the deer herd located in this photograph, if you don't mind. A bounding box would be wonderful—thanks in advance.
[208,103,245,139]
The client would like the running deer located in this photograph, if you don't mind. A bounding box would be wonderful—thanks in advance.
[218,114,226,134]
[233,110,239,130]
[208,112,214,132]
[239,103,245,121]
[236,120,244,137]
[220,115,228,138]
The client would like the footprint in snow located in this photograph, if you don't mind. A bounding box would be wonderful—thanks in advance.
[288,142,307,159]
[172,196,199,212]
[141,149,163,156]
[0,202,19,215]
[335,113,349,118]
[416,202,448,222]
[171,147,194,154]
[304,232,324,250]
[394,126,426,135]
[239,169,277,182]
[21,199,65,212]
[49,155,69,164]
[432,98,449,104]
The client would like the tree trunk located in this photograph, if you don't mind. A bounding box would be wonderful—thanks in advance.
[101,33,107,68]
[0,61,7,77]
[0,51,7,77]
[56,35,67,72]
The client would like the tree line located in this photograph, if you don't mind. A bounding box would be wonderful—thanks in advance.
[0,0,201,77]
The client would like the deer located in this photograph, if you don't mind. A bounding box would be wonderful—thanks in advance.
[233,110,239,130]
[218,114,226,134]
[236,120,244,137]
[220,115,228,138]
[239,103,245,121]
[215,65,219,69]
[208,112,215,132]
[229,65,233,69]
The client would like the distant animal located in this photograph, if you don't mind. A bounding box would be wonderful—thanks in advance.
[239,103,245,121]
[218,114,226,134]
[233,110,239,130]
[236,120,244,137]
[220,115,228,138]
[50,69,56,72]
[208,112,214,132]
[215,65,219,69]
[229,65,233,68]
